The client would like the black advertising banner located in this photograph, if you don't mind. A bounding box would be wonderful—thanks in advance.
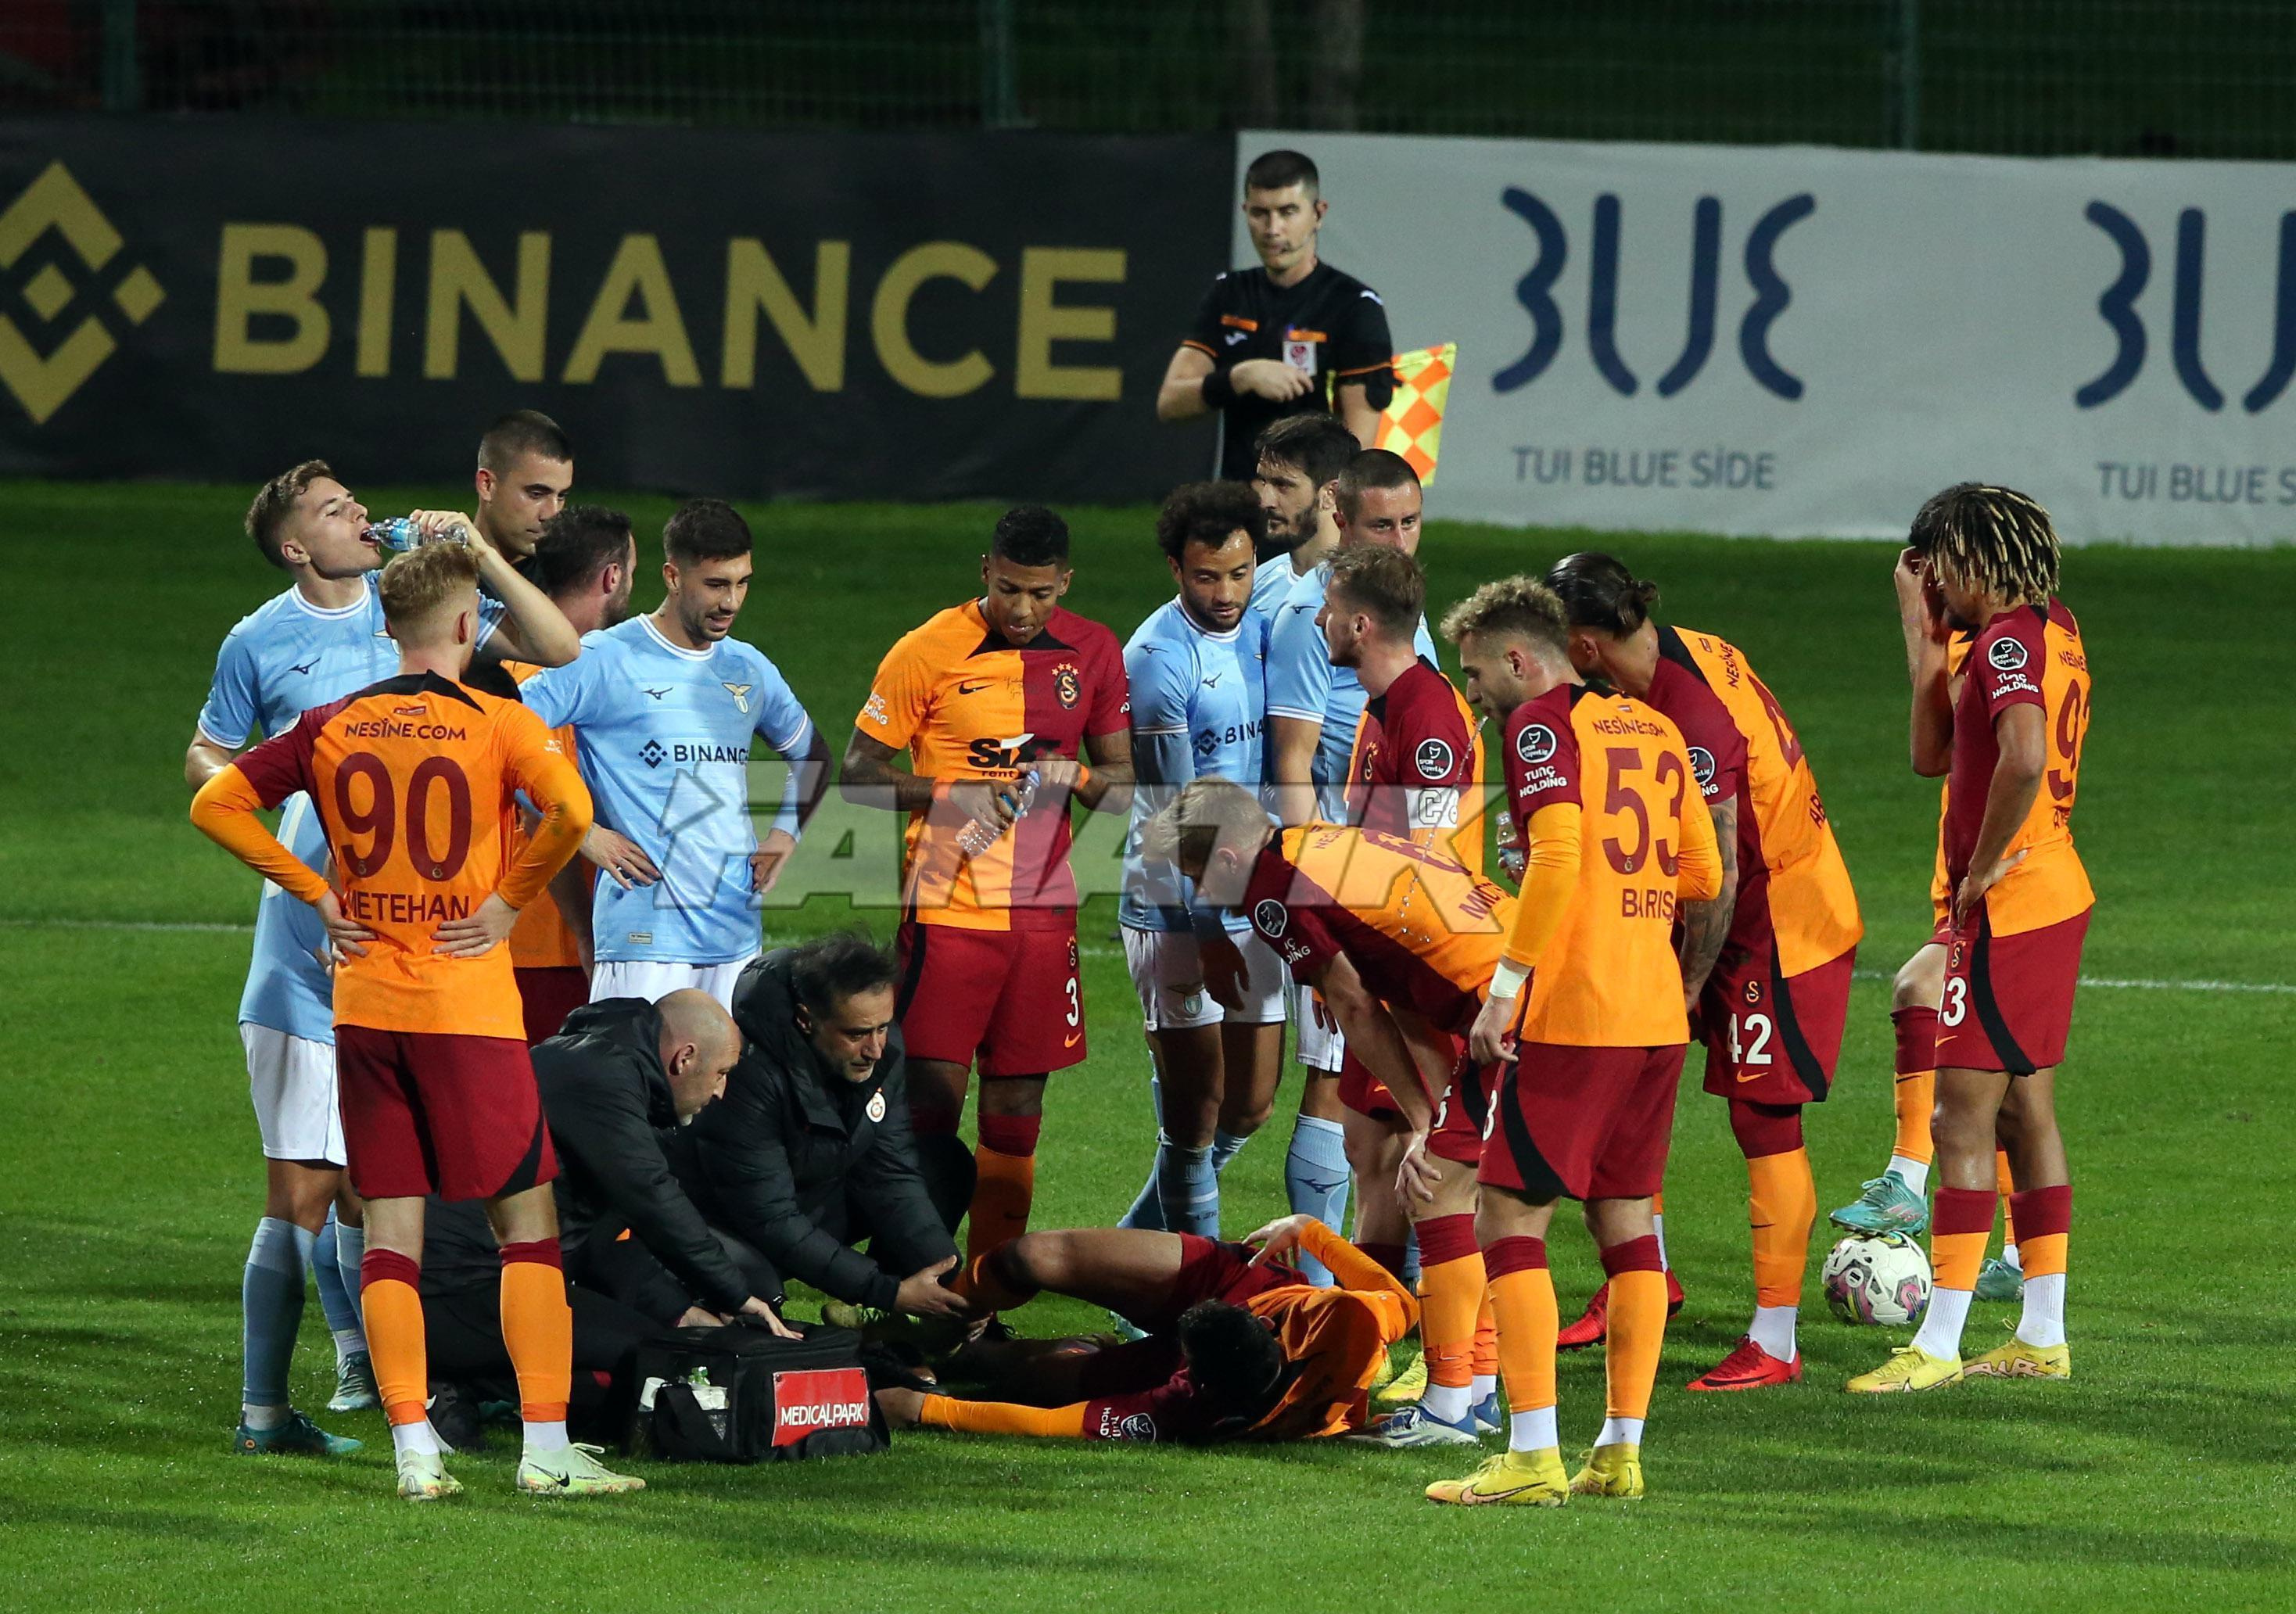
[0,119,1226,500]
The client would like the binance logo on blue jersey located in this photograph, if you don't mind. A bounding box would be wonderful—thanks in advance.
[638,738,749,769]
[0,163,166,425]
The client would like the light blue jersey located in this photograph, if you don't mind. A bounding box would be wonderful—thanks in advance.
[520,615,813,966]
[1262,559,1439,822]
[196,576,503,1042]
[1120,599,1268,934]
[1251,552,1311,622]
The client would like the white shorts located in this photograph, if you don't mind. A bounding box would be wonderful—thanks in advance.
[591,954,757,1012]
[1293,981,1346,1073]
[239,1023,345,1166]
[1122,926,1289,1031]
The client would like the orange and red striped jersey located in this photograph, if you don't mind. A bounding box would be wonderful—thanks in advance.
[1243,823,1512,1036]
[1946,600,2093,937]
[1498,682,1723,1047]
[1650,626,1862,975]
[856,601,1128,931]
[1344,658,1486,876]
[192,672,591,1039]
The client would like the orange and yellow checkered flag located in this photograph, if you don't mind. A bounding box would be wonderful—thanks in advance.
[1374,342,1457,485]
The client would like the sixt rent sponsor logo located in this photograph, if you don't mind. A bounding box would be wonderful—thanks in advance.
[770,1368,872,1447]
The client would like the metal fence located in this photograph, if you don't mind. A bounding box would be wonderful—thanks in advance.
[7,2,2295,160]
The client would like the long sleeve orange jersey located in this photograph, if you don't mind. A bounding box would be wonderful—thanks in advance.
[919,1222,1417,1444]
[190,671,592,1041]
[500,659,591,970]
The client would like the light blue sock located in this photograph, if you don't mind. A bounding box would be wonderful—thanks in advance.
[310,1209,365,1360]
[241,1218,314,1419]
[1118,1076,1168,1231]
[1157,1142,1220,1238]
[1285,1114,1350,1286]
[1401,1225,1422,1291]
[332,1219,367,1347]
[1211,1128,1251,1175]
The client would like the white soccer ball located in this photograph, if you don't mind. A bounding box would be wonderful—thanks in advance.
[1821,1234,1932,1326]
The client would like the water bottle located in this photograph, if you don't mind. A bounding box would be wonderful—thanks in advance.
[363,518,425,552]
[955,769,1039,859]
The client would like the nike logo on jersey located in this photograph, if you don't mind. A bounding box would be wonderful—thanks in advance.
[289,658,320,675]
[1224,331,1248,346]
[958,680,993,694]
[642,687,670,701]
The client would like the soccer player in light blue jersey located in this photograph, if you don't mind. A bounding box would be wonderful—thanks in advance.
[520,499,832,1010]
[1261,449,1434,1280]
[185,458,575,1455]
[1116,482,1291,1242]
[1248,412,1354,622]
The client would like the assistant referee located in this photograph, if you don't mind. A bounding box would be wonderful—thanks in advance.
[1157,149,1396,489]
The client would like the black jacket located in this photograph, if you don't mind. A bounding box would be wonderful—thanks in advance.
[532,998,752,1315]
[684,949,952,1310]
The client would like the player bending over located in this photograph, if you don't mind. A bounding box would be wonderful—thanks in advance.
[192,543,641,1501]
[877,1215,1414,1444]
[1847,486,2091,1394]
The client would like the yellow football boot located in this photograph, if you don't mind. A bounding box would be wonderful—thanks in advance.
[1964,1337,2071,1380]
[1426,1447,1570,1508]
[1374,1348,1429,1408]
[1846,1344,1963,1393]
[1568,1442,1644,1499]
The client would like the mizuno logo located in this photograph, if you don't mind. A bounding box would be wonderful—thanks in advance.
[642,686,670,701]
[290,657,320,675]
[1203,672,1222,687]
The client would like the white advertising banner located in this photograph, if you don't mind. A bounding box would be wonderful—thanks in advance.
[1238,131,2296,545]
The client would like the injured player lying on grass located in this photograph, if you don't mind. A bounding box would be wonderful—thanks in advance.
[873,1216,1415,1444]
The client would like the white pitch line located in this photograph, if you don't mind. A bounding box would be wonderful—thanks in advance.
[3,919,2287,995]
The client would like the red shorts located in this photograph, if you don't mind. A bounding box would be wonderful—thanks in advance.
[1479,1042,1687,1202]
[335,1024,557,1202]
[515,966,590,1047]
[1336,1048,1401,1121]
[1700,944,1855,1104]
[1431,1055,1499,1166]
[895,920,1085,1077]
[1128,1234,1300,1336]
[1935,907,2090,1075]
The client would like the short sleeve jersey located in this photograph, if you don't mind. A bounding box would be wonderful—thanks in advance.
[1183,263,1397,481]
[855,601,1129,932]
[1946,601,2093,937]
[1499,683,1713,1048]
[1345,658,1487,877]
[518,617,814,967]
[1120,597,1268,933]
[1251,553,1308,622]
[1652,626,1864,976]
[1242,824,1512,1036]
[1263,561,1440,822]
[228,672,588,1041]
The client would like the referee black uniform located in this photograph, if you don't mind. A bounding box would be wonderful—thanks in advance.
[1183,263,1397,482]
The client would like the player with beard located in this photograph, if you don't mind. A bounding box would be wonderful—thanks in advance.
[842,508,1134,1263]
[1250,412,1358,619]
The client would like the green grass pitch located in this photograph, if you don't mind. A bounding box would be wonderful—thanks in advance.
[0,479,2290,1611]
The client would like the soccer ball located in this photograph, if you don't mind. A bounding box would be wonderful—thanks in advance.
[1821,1234,1932,1326]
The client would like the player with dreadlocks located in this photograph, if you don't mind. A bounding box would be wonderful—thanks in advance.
[1848,484,2093,1394]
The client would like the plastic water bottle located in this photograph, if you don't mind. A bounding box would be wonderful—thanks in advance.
[363,518,425,552]
[955,769,1039,858]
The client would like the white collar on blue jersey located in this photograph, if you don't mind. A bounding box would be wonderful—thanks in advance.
[638,613,720,662]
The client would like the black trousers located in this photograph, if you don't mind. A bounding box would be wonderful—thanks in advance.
[713,1132,974,1305]
[423,1279,660,1436]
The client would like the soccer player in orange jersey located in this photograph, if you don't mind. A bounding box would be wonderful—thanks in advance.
[840,508,1133,1263]
[192,543,643,1501]
[1318,543,1487,1287]
[1545,554,1864,1390]
[881,1214,1415,1444]
[1422,578,1723,1505]
[1850,486,2092,1393]
[495,505,639,1043]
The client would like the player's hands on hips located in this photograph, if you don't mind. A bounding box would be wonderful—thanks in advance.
[1469,991,1518,1066]
[1397,1130,1440,1204]
[583,825,660,888]
[1243,1213,1316,1266]
[1950,849,2026,931]
[875,1386,927,1429]
[738,1296,798,1338]
[750,829,798,897]
[1229,359,1316,403]
[432,891,519,958]
[895,1257,976,1319]
[1200,931,1250,1012]
[314,891,375,959]
[1309,988,1336,1034]
[946,778,1017,830]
